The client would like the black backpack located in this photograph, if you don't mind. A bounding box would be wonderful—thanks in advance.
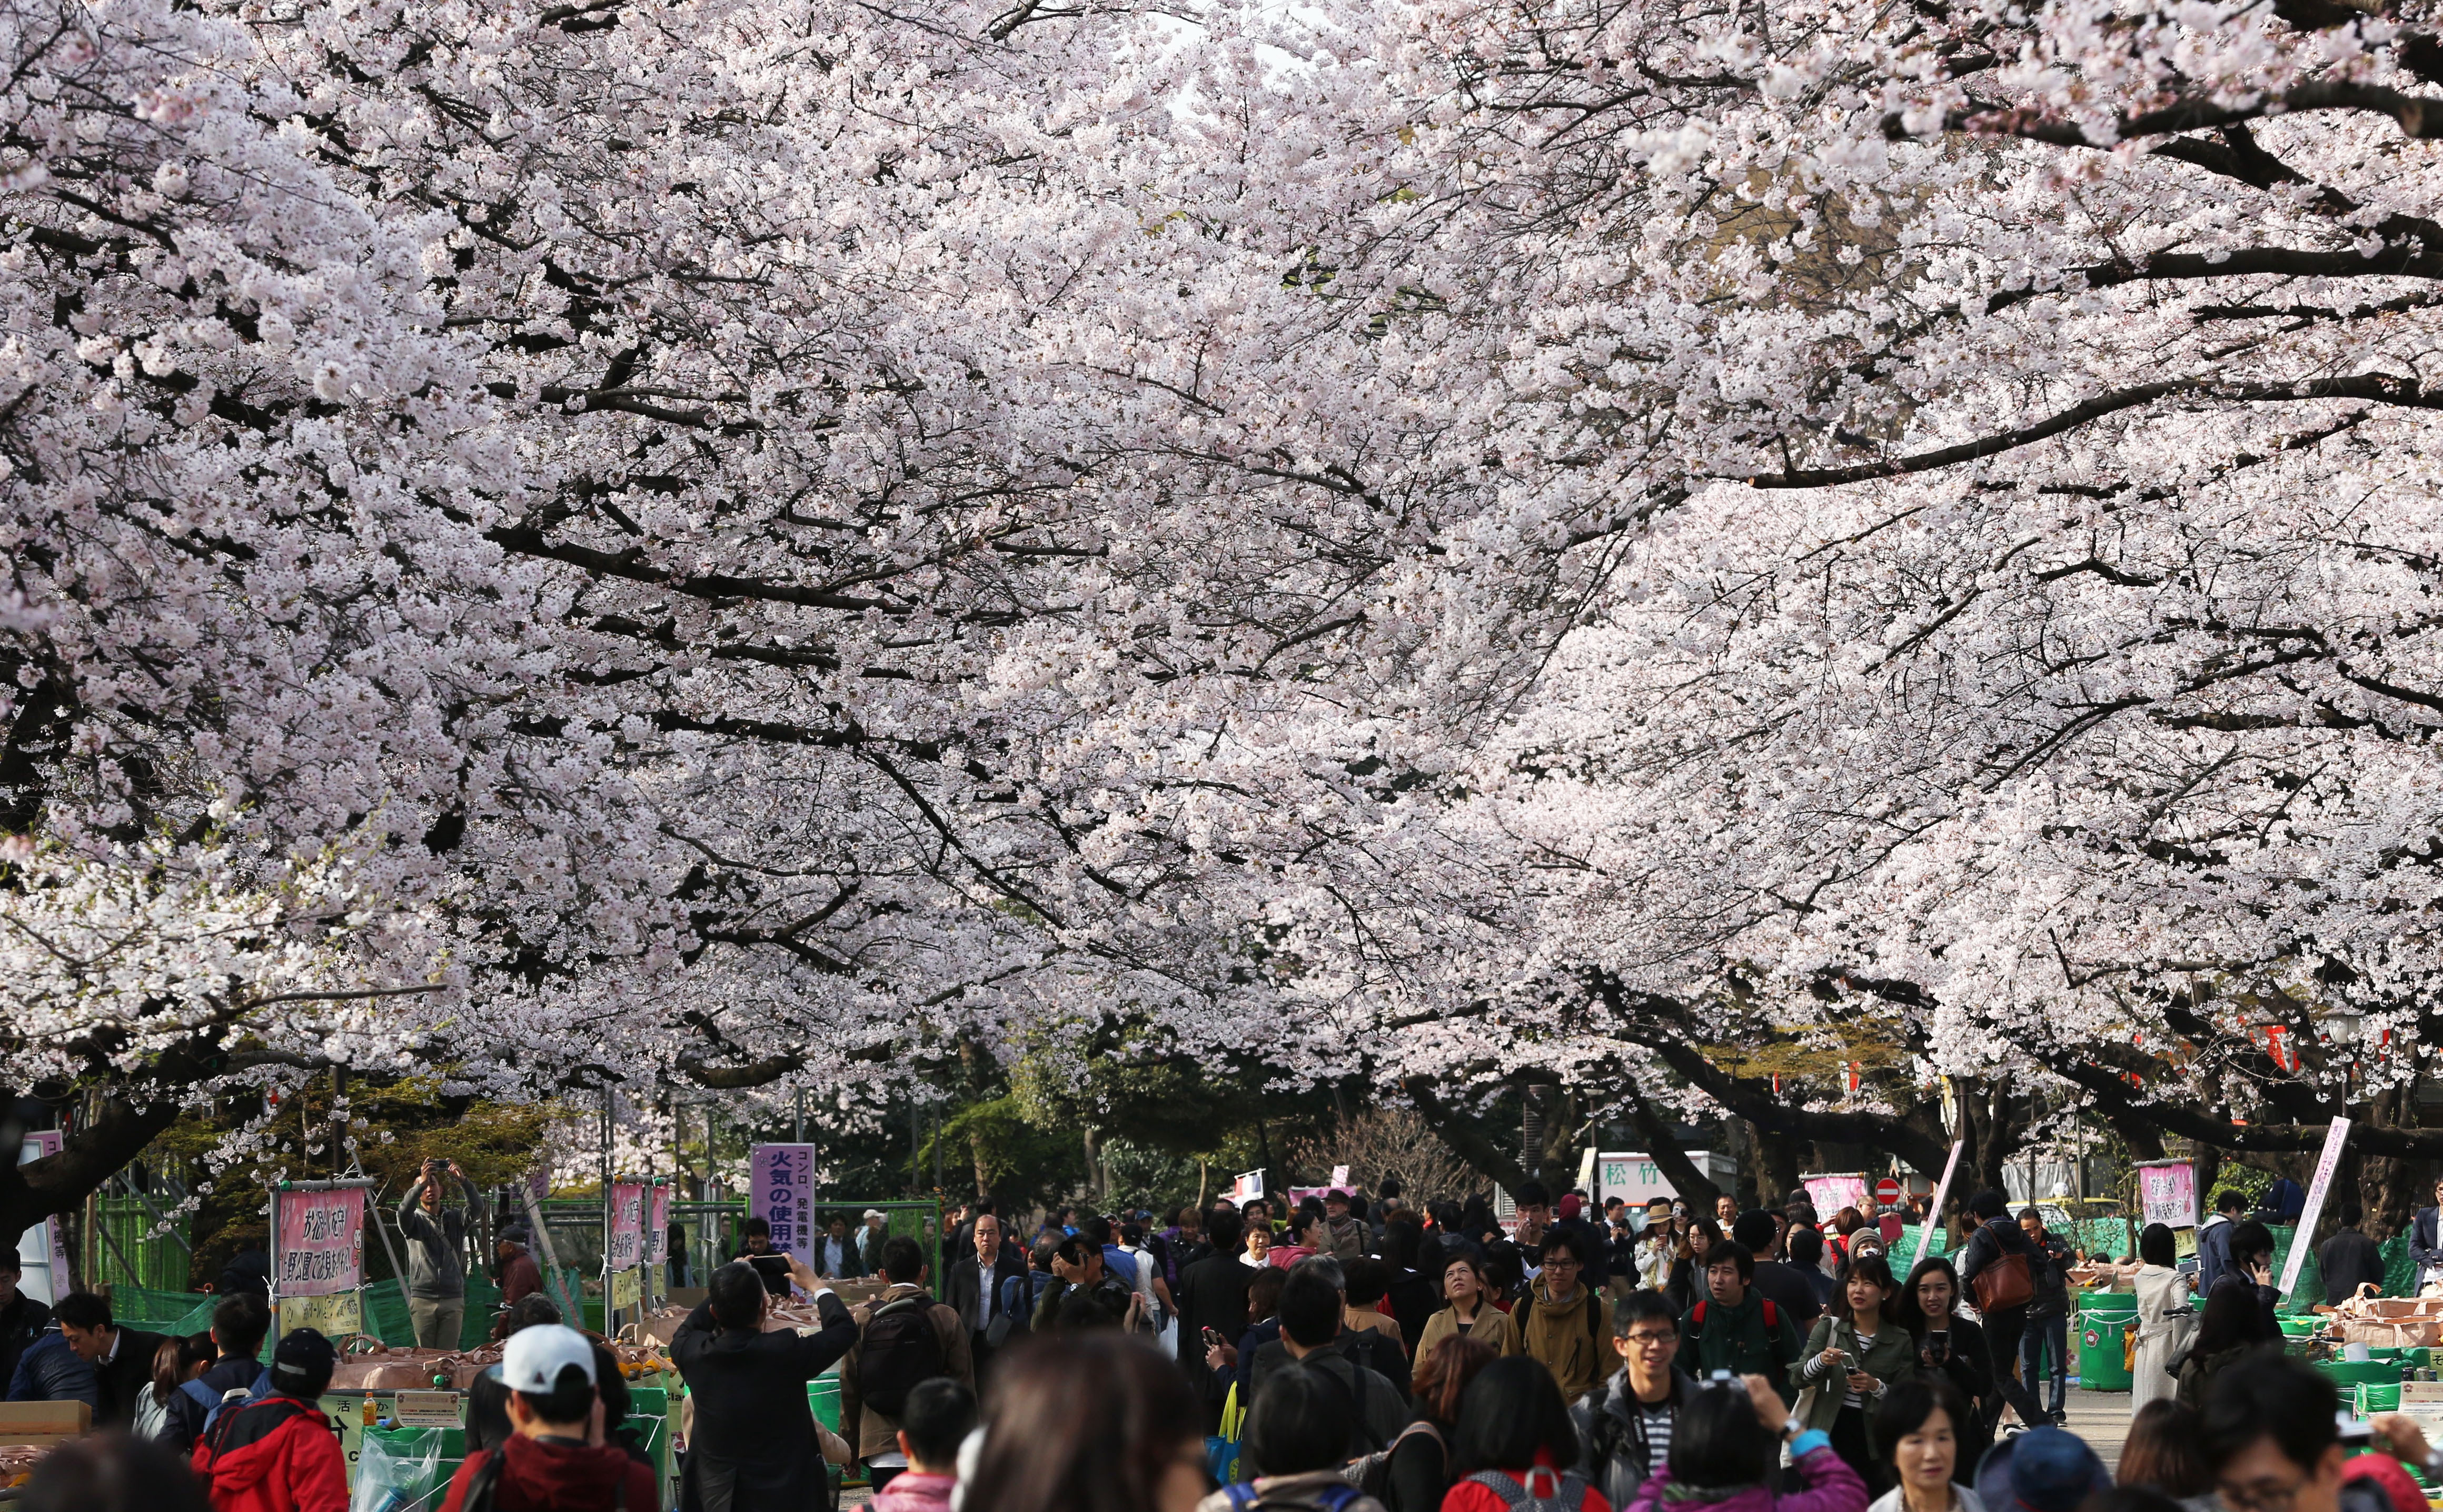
[857,1292,948,1417]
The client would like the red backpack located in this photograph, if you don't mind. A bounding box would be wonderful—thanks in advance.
[1687,1297,1779,1329]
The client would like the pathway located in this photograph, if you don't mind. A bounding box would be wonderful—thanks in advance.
[832,1387,2144,1504]
[2059,1386,2134,1470]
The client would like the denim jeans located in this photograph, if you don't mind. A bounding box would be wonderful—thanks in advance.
[2021,1308,2069,1416]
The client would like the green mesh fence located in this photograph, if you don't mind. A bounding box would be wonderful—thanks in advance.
[362,1272,507,1348]
[462,1275,500,1346]
[2069,1219,2133,1260]
[94,1198,190,1293]
[108,1284,216,1336]
[362,1278,414,1346]
[1885,1225,1950,1273]
[2267,1224,2323,1311]
[2385,1234,2415,1298]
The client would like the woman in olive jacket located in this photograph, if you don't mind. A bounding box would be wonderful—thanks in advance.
[1795,1255,1919,1497]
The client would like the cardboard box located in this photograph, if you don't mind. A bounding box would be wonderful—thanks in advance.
[0,1399,90,1445]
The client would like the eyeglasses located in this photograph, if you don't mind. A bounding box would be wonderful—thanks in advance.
[2220,1474,2308,1512]
[1624,1330,1678,1350]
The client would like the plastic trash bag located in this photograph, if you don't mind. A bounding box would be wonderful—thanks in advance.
[350,1427,445,1512]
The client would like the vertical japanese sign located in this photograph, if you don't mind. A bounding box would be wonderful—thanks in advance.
[2278,1118,2351,1299]
[607,1180,646,1315]
[750,1145,816,1271]
[608,1182,645,1270]
[15,1133,73,1305]
[643,1183,670,1266]
[1913,1140,1966,1271]
[2136,1161,2198,1229]
[273,1186,365,1336]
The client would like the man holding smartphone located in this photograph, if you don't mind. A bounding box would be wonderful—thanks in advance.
[399,1158,480,1349]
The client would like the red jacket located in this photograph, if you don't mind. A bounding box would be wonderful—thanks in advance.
[191,1396,348,1512]
[441,1433,659,1512]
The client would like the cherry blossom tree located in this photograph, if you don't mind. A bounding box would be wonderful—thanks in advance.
[0,0,1498,1241]
[13,0,2443,1247]
[1390,0,2443,1200]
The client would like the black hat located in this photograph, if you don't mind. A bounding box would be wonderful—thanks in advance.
[270,1327,337,1398]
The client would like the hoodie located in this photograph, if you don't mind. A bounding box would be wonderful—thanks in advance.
[440,1432,660,1512]
[872,1471,957,1512]
[1519,1282,1613,1401]
[1625,1435,1867,1512]
[191,1396,347,1512]
[2195,1214,2235,1297]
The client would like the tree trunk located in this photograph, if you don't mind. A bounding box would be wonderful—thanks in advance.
[0,1085,192,1256]
[1962,1080,2029,1197]
[2194,1143,2223,1210]
[1624,1085,1722,1211]
[2362,1087,2429,1236]
[1536,1086,1584,1192]
[1753,1122,1802,1207]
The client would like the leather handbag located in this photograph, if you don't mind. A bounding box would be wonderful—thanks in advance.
[1972,1251,2034,1313]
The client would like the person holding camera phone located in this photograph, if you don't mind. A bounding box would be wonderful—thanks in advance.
[399,1157,481,1349]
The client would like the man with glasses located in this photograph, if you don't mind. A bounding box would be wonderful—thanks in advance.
[1517,1230,1612,1400]
[1573,1290,1693,1507]
[2203,1347,2395,1512]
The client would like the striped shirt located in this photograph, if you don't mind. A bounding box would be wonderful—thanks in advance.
[1805,1327,1882,1408]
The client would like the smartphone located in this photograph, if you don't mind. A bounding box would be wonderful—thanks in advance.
[1201,1326,1225,1349]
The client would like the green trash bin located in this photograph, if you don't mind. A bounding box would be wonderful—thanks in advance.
[625,1385,671,1487]
[2076,1300,2136,1392]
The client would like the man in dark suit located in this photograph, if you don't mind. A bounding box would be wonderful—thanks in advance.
[2320,1203,2387,1305]
[942,1211,1033,1381]
[53,1291,166,1429]
[672,1254,859,1512]
[0,1257,51,1400]
[1174,1210,1254,1430]
[2413,1178,2443,1294]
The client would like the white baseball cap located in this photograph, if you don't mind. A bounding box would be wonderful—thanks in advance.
[501,1324,596,1394]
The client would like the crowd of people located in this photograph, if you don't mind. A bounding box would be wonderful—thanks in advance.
[6,1173,2436,1512]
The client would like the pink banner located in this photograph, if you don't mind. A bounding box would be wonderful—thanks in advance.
[643,1184,670,1265]
[2137,1161,2197,1229]
[1802,1173,1870,1216]
[274,1187,364,1296]
[609,1181,645,1270]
